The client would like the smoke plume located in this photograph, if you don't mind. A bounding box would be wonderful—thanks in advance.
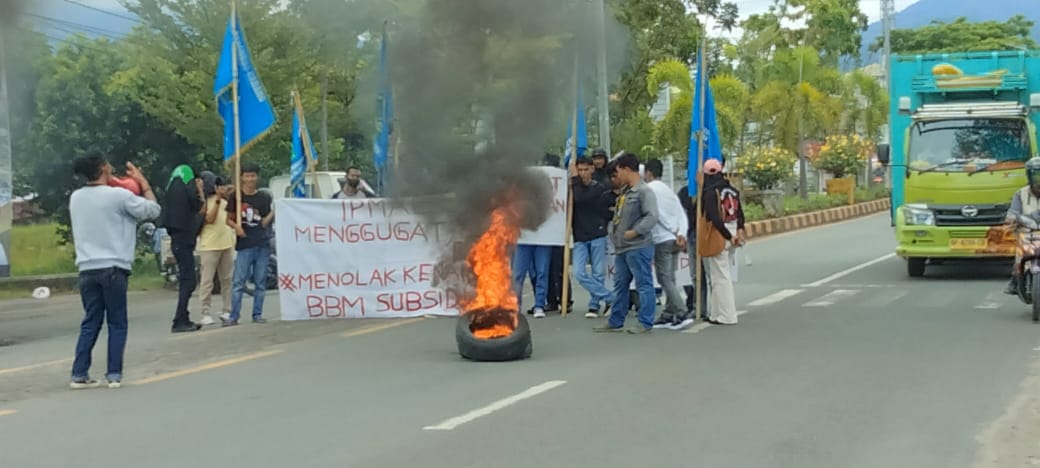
[384,0,628,300]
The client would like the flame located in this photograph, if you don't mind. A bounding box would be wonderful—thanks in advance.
[461,199,521,340]
[472,324,514,340]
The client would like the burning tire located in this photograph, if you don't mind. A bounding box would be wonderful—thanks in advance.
[455,311,533,362]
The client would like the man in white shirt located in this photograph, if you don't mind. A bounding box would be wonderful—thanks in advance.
[644,159,691,330]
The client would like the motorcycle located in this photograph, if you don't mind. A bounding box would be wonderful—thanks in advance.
[1011,213,1040,321]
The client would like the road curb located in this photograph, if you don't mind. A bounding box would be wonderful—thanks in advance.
[746,198,890,239]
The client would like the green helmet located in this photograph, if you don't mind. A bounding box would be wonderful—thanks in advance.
[167,165,195,189]
[1027,157,1040,189]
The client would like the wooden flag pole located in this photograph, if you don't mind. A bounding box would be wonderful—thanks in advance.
[561,54,579,317]
[230,0,242,225]
[694,38,708,323]
[293,89,319,197]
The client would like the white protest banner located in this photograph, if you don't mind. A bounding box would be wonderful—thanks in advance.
[517,166,568,246]
[275,197,463,320]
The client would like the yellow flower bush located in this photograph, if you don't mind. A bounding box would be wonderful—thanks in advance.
[817,134,871,178]
[733,145,796,190]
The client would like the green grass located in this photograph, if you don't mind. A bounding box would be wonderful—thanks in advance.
[10,223,76,276]
[1,223,169,299]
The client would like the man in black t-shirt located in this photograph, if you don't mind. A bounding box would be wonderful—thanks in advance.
[224,163,274,326]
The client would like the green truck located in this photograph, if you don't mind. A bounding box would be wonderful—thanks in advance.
[880,50,1040,277]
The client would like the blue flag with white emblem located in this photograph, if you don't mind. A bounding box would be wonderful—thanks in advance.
[688,52,723,195]
[213,10,276,162]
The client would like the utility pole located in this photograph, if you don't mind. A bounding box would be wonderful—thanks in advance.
[320,69,329,171]
[798,50,807,200]
[881,0,894,189]
[0,30,12,277]
[593,0,611,154]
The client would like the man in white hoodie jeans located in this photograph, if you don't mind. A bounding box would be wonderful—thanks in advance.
[68,154,161,389]
[643,159,691,330]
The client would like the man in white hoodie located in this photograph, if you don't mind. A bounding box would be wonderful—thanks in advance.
[644,159,691,330]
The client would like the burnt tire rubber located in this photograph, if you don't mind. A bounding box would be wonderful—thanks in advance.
[456,313,533,362]
[907,258,926,278]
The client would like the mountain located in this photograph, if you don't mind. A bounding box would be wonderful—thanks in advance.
[859,0,1040,63]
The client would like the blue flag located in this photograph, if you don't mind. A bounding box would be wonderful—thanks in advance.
[290,101,319,198]
[214,11,276,162]
[373,23,393,195]
[564,82,588,168]
[687,52,723,195]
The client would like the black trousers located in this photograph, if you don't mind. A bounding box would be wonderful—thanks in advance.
[546,246,573,309]
[170,232,197,326]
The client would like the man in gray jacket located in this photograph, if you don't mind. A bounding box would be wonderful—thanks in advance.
[595,152,659,334]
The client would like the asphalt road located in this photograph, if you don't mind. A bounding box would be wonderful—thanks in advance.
[2,212,1039,468]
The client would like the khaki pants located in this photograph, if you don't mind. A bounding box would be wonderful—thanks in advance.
[706,248,738,324]
[198,248,234,316]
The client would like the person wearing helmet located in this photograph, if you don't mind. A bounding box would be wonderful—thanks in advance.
[1004,157,1040,294]
[589,148,610,187]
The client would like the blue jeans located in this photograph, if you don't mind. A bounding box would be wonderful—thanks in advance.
[72,267,129,382]
[512,244,550,310]
[572,237,612,310]
[231,246,271,321]
[608,246,656,329]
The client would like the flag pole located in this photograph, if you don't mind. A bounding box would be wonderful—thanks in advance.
[561,54,579,317]
[293,89,319,197]
[231,0,242,225]
[694,38,708,323]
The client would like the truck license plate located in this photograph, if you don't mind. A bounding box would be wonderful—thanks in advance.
[950,238,987,250]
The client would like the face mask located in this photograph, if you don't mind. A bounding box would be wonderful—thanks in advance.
[347,179,360,188]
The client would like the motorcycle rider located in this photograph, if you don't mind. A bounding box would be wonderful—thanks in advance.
[1004,157,1040,295]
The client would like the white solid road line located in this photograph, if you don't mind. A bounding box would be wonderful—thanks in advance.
[748,289,804,307]
[423,380,568,431]
[975,292,1002,310]
[803,253,897,288]
[804,289,860,307]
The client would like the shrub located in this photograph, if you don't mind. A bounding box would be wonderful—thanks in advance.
[733,145,797,190]
[817,134,871,179]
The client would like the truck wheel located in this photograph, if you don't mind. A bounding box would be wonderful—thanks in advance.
[907,258,926,277]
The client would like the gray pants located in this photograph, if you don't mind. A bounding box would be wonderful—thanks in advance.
[687,246,710,319]
[654,241,685,317]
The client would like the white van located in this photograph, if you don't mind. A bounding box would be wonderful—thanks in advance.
[267,172,346,200]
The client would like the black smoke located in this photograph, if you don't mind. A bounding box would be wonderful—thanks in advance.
[382,0,627,301]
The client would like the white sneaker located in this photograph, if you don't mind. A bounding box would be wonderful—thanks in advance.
[533,308,546,318]
[220,313,231,322]
[107,380,121,389]
[584,311,598,319]
[199,315,216,326]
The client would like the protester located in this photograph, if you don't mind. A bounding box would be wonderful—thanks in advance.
[68,154,160,389]
[570,156,613,318]
[644,159,691,330]
[678,182,710,323]
[160,164,205,333]
[541,153,572,313]
[589,148,610,187]
[331,166,376,199]
[225,163,274,326]
[595,152,659,334]
[699,159,745,325]
[196,171,235,326]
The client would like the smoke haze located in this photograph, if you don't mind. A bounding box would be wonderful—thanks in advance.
[384,0,629,301]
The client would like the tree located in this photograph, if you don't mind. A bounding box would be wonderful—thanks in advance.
[749,46,842,155]
[840,69,888,141]
[29,35,197,241]
[870,15,1038,55]
[645,59,748,160]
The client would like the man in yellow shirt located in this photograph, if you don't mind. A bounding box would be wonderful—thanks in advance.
[197,171,236,326]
